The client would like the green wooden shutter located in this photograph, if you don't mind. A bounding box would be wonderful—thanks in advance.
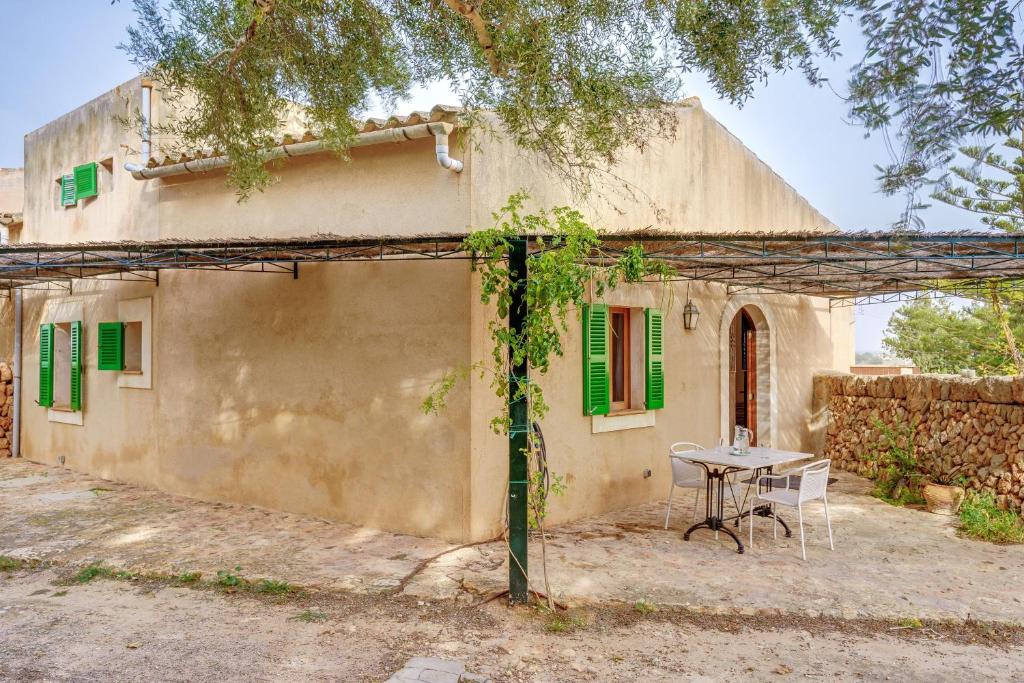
[97,322,125,371]
[73,162,98,201]
[39,324,54,407]
[70,321,83,411]
[582,303,610,416]
[60,174,76,207]
[645,308,665,410]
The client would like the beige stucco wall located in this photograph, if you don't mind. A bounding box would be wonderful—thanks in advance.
[0,168,23,215]
[467,280,854,537]
[13,77,853,542]
[18,261,475,541]
[468,99,834,233]
[22,77,157,244]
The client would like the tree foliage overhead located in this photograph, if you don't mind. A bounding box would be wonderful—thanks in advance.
[122,0,844,196]
[932,136,1024,233]
[847,0,1024,216]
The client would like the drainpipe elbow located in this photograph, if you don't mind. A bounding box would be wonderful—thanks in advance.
[434,133,463,173]
[124,162,148,180]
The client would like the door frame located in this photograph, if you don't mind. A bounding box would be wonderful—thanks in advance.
[719,300,777,447]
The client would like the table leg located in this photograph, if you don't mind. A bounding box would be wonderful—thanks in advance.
[683,465,745,553]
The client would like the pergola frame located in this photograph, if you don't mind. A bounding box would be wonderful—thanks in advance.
[9,229,1024,605]
[2,231,1024,304]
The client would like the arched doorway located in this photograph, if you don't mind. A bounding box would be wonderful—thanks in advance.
[732,309,758,443]
[719,302,775,447]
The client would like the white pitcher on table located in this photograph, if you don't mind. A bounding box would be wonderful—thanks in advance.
[732,426,751,453]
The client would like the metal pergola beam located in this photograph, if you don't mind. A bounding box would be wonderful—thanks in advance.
[4,230,1024,300]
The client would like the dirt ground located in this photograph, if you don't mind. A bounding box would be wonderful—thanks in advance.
[2,566,1022,682]
[2,458,1024,681]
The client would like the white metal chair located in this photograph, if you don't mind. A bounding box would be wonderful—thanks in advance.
[664,442,706,528]
[747,459,834,560]
[664,442,744,530]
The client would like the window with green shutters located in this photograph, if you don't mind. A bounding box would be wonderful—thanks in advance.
[73,162,98,201]
[39,321,84,412]
[60,174,76,207]
[582,303,610,416]
[583,305,666,416]
[39,324,54,407]
[645,308,665,409]
[97,322,125,371]
[70,321,83,411]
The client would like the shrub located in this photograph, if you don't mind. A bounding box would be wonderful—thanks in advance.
[959,492,1024,544]
[863,420,925,505]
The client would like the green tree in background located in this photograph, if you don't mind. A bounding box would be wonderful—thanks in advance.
[927,134,1024,373]
[883,299,1024,376]
[121,0,845,197]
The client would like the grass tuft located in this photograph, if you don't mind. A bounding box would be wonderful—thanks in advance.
[292,608,328,623]
[72,563,114,584]
[897,616,924,629]
[255,578,293,595]
[174,571,202,584]
[216,566,245,588]
[633,599,658,615]
[959,492,1024,544]
[545,613,588,633]
[0,555,28,572]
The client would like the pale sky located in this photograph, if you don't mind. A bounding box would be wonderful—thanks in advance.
[0,2,985,353]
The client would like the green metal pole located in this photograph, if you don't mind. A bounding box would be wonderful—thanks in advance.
[508,238,529,604]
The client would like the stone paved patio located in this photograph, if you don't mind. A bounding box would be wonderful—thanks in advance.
[1,458,1021,624]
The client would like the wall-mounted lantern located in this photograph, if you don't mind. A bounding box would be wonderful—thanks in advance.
[683,283,700,330]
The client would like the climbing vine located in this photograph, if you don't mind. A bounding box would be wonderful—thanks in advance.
[424,192,672,606]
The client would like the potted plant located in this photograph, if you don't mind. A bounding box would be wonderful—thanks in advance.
[921,468,966,515]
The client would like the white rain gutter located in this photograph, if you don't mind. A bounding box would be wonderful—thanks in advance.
[124,121,462,179]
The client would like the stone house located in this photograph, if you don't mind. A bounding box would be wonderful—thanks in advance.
[5,76,854,542]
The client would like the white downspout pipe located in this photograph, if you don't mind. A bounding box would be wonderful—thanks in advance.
[433,125,463,172]
[12,288,21,458]
[125,121,463,179]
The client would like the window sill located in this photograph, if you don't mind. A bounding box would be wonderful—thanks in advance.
[121,370,143,376]
[592,410,656,434]
[47,407,83,426]
[607,408,647,417]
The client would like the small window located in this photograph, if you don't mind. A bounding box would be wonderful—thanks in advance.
[52,323,72,409]
[610,307,631,412]
[124,321,143,373]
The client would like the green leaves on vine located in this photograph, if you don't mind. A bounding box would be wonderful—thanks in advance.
[423,192,671,434]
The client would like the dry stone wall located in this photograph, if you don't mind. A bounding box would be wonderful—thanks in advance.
[0,361,12,457]
[815,371,1024,514]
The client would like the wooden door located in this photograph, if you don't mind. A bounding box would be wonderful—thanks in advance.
[745,327,757,445]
